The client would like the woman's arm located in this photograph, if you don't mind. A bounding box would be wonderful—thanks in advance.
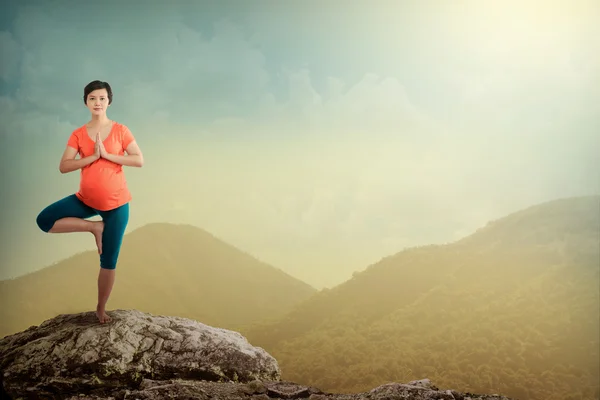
[59,146,99,174]
[103,140,144,167]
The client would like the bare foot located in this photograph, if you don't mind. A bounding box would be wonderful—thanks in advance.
[96,305,112,324]
[91,221,104,254]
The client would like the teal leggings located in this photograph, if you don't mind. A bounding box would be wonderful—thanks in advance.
[36,194,129,270]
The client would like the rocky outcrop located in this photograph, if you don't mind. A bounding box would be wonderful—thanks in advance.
[60,378,515,400]
[0,310,514,400]
[0,309,279,398]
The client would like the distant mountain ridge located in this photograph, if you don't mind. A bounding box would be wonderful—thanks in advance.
[2,196,598,400]
[0,222,317,338]
[242,196,600,346]
[241,195,600,400]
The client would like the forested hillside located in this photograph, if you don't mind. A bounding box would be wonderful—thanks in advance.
[242,196,600,400]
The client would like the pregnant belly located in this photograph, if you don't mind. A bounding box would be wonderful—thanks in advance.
[80,167,125,201]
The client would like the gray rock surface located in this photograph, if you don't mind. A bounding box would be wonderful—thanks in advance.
[59,378,514,400]
[0,309,279,398]
[0,310,514,400]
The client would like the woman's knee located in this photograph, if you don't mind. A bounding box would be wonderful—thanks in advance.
[36,194,95,233]
[99,263,117,271]
[36,209,54,233]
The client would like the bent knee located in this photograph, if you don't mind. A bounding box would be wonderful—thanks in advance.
[36,211,54,233]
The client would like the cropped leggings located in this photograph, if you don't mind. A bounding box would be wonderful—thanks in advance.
[36,194,129,270]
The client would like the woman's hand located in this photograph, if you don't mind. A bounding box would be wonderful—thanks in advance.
[94,134,101,160]
[96,133,108,158]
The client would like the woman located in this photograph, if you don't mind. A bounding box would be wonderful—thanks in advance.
[36,80,144,324]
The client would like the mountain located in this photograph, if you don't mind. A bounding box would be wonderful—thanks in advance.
[0,222,316,338]
[241,196,600,400]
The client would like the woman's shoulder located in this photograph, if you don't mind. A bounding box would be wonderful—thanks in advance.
[111,121,132,133]
[70,124,87,136]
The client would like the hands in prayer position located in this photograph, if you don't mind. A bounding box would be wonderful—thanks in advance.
[94,132,108,160]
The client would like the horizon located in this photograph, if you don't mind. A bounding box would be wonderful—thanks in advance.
[1,0,599,289]
[2,193,597,288]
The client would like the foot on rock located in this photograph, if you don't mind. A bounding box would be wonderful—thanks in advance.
[96,305,112,324]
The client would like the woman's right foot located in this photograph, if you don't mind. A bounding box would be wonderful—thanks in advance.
[92,221,104,254]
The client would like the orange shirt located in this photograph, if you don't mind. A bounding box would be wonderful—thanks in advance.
[67,122,135,211]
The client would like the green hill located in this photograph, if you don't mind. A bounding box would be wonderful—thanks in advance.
[0,222,317,337]
[241,196,600,400]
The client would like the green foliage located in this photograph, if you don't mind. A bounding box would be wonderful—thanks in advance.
[243,196,600,400]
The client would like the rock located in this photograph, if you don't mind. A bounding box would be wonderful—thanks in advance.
[57,378,514,400]
[0,309,280,399]
[0,309,515,400]
[406,378,437,390]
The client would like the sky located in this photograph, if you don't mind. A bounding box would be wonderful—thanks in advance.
[0,0,599,289]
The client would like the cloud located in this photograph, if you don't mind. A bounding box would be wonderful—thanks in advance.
[6,4,269,127]
[0,31,20,82]
[1,1,599,288]
[438,1,600,122]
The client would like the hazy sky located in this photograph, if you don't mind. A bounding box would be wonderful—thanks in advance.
[1,0,599,288]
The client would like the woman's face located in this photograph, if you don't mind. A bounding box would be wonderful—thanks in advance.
[86,89,110,116]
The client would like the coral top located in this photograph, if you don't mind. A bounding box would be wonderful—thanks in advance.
[67,121,135,211]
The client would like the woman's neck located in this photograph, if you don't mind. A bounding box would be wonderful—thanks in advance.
[89,115,111,125]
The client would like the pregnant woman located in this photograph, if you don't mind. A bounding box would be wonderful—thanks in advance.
[36,80,144,324]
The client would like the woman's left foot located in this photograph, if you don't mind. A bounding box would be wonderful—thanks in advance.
[92,221,104,255]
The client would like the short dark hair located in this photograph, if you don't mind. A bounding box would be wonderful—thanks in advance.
[84,80,113,105]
